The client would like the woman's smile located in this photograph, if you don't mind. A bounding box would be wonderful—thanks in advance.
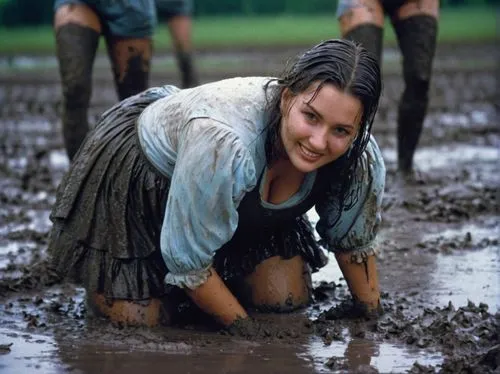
[298,143,323,161]
[280,82,362,174]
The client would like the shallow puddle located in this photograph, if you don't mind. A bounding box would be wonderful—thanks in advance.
[302,335,443,373]
[0,324,445,374]
[424,223,500,312]
[0,327,63,373]
[382,144,498,172]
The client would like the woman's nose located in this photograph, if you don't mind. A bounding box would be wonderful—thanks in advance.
[308,127,328,151]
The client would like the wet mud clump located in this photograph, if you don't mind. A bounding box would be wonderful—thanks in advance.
[314,296,500,373]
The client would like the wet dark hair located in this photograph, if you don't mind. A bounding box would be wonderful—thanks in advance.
[264,38,382,211]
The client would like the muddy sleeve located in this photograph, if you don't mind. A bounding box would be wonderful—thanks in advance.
[315,137,386,255]
[161,119,256,289]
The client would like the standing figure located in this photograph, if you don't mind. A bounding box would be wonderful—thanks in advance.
[54,0,157,160]
[338,0,439,180]
[48,39,385,331]
[156,0,199,88]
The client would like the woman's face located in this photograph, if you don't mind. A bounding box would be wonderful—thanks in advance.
[280,82,363,174]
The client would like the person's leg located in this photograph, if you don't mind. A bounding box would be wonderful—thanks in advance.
[167,14,199,88]
[157,0,199,88]
[106,37,153,101]
[89,293,170,326]
[54,3,101,161]
[338,0,385,63]
[391,0,439,177]
[243,255,312,311]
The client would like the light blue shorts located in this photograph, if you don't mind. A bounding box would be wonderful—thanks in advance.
[336,0,408,18]
[336,0,362,18]
[54,0,157,38]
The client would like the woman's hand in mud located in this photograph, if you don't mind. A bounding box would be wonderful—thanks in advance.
[323,298,384,320]
[224,317,303,340]
[225,317,268,338]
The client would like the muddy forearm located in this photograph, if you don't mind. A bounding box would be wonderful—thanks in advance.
[184,267,248,326]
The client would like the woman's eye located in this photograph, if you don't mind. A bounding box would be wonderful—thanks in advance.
[304,112,317,122]
[332,127,349,136]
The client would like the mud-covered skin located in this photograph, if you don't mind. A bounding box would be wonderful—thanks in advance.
[343,24,384,63]
[55,24,98,161]
[175,51,199,88]
[394,15,438,175]
[107,38,152,100]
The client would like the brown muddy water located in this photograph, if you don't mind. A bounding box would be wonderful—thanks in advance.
[0,44,499,373]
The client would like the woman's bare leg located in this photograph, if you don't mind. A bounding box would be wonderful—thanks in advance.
[106,37,152,100]
[167,15,199,88]
[89,293,166,327]
[244,255,312,311]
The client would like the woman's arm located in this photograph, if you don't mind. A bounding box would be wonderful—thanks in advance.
[315,137,386,316]
[185,267,248,326]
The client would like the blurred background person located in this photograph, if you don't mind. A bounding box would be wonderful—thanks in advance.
[337,0,439,182]
[54,0,157,161]
[156,0,199,88]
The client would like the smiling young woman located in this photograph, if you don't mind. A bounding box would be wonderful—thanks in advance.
[47,39,385,332]
[280,82,362,174]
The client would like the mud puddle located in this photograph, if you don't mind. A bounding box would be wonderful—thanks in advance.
[1,43,499,373]
[303,337,443,373]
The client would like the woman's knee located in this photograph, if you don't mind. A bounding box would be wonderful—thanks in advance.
[338,0,385,33]
[394,0,439,20]
[89,292,170,327]
[243,255,312,312]
[54,3,102,32]
[338,0,385,62]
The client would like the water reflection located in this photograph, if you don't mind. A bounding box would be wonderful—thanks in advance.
[422,222,500,312]
[49,324,317,374]
[382,144,498,172]
[302,334,443,373]
[0,327,65,374]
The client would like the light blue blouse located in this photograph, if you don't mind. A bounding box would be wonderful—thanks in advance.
[137,77,386,289]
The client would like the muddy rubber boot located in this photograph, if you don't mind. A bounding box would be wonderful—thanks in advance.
[176,51,199,88]
[343,24,384,64]
[55,24,99,161]
[335,251,382,317]
[393,15,438,177]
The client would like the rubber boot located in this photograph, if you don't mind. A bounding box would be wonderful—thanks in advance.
[335,251,382,316]
[55,24,99,161]
[343,24,384,64]
[393,15,438,176]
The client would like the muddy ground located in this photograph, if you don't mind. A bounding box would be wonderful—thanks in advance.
[0,43,498,374]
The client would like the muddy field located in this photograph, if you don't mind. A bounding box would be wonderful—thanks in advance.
[0,43,498,374]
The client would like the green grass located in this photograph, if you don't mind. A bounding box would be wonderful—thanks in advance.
[0,7,496,55]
